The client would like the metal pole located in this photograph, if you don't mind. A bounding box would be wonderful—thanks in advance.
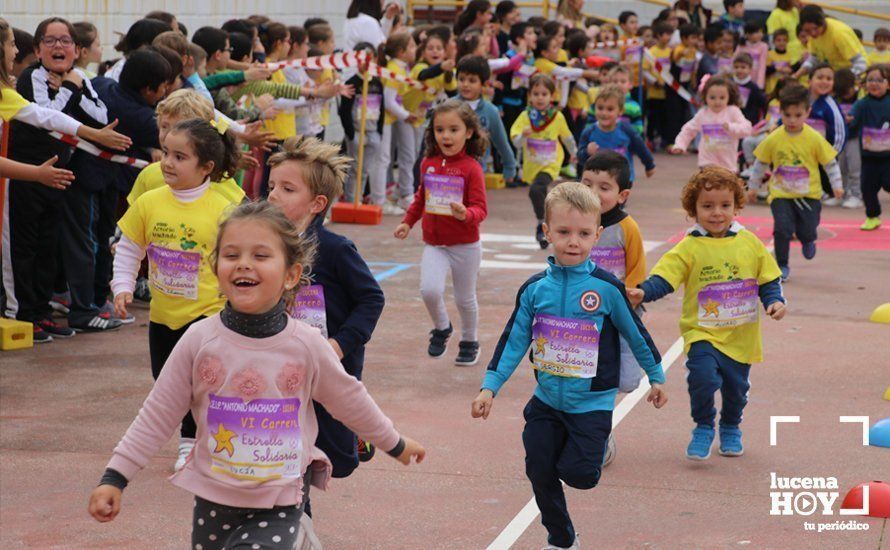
[353,62,371,207]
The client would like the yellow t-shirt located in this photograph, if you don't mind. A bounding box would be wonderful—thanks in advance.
[510,110,572,182]
[868,50,890,66]
[533,58,566,103]
[118,186,232,329]
[0,87,29,122]
[263,70,297,140]
[405,62,455,128]
[808,18,867,71]
[319,68,334,128]
[671,44,698,84]
[128,162,245,206]
[645,45,672,100]
[754,125,837,201]
[567,83,590,113]
[766,8,802,58]
[384,59,410,126]
[622,42,645,88]
[766,49,795,94]
[650,229,782,364]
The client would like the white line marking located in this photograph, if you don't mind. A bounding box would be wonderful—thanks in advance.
[495,254,533,261]
[481,259,548,270]
[838,416,870,446]
[769,416,800,446]
[486,337,685,550]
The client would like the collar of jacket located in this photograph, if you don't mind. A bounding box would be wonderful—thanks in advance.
[546,256,597,280]
[687,220,745,237]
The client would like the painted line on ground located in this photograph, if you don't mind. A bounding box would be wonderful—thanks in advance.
[486,336,686,550]
[368,262,414,282]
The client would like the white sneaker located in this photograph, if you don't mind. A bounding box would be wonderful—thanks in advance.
[542,537,579,550]
[603,433,616,467]
[740,166,754,180]
[842,196,864,209]
[381,203,406,216]
[822,196,842,207]
[174,437,196,472]
[397,195,414,210]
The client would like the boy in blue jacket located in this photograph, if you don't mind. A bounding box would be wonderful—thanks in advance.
[472,182,667,550]
[267,136,386,482]
[456,55,518,186]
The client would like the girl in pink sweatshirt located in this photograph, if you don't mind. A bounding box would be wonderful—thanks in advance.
[89,201,425,548]
[670,75,753,172]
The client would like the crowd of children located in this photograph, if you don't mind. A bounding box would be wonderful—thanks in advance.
[1,1,888,547]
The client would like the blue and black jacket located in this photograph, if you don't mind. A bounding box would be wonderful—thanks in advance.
[482,258,665,414]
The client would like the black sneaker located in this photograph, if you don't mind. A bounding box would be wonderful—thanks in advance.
[535,223,549,249]
[454,341,480,366]
[428,323,453,357]
[33,325,53,344]
[357,438,375,462]
[35,318,75,338]
[69,313,123,332]
[133,277,152,302]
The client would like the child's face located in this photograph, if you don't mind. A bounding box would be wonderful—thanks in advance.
[810,67,834,96]
[600,28,616,42]
[876,37,889,52]
[474,37,490,57]
[780,103,810,132]
[141,83,168,107]
[729,2,745,18]
[543,39,560,61]
[529,83,553,110]
[797,31,809,45]
[216,219,302,315]
[37,22,77,74]
[704,38,719,54]
[865,69,889,98]
[595,97,623,128]
[291,39,309,59]
[320,37,336,55]
[160,131,213,190]
[773,34,788,51]
[621,16,639,37]
[733,61,751,80]
[555,27,566,48]
[505,8,522,27]
[523,26,538,50]
[720,33,735,53]
[611,71,632,94]
[543,204,603,266]
[423,37,445,64]
[581,170,629,213]
[401,38,417,62]
[81,35,102,64]
[695,186,738,237]
[3,32,18,74]
[433,109,472,157]
[457,72,484,101]
[746,29,763,44]
[705,84,730,111]
[268,161,327,233]
[800,22,822,39]
[656,32,671,47]
[157,114,183,145]
[641,29,655,47]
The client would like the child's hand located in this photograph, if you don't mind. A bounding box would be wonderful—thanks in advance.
[88,120,133,151]
[244,65,271,81]
[339,83,356,99]
[471,389,494,419]
[832,188,844,200]
[645,168,655,178]
[441,58,456,72]
[395,436,426,465]
[328,338,344,359]
[766,301,786,320]
[238,152,260,170]
[490,80,504,90]
[405,113,419,125]
[586,142,599,155]
[667,145,684,155]
[522,127,533,137]
[722,122,730,131]
[36,155,75,190]
[393,223,411,239]
[626,287,644,307]
[747,187,759,203]
[46,72,62,90]
[450,202,468,221]
[254,93,275,110]
[647,384,668,408]
[239,121,276,151]
[63,69,84,88]
[114,292,133,320]
[88,485,122,522]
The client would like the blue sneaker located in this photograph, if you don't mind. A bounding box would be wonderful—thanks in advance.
[801,241,816,260]
[719,426,744,456]
[686,426,715,460]
[779,265,790,282]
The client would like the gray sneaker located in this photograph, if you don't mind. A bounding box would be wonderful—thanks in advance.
[98,300,135,324]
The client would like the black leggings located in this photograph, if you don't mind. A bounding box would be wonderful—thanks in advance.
[862,156,890,218]
[529,172,554,221]
[149,318,204,438]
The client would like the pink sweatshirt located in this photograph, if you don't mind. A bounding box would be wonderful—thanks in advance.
[674,105,752,172]
[107,316,400,509]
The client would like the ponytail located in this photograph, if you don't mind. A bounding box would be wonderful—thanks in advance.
[379,31,412,66]
[170,118,240,181]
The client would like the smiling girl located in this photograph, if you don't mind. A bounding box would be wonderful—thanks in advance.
[394,99,488,366]
[112,119,240,471]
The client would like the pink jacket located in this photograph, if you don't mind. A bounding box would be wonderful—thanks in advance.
[107,316,401,509]
[674,105,752,172]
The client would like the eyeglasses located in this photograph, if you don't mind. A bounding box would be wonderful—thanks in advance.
[866,77,887,83]
[41,36,75,48]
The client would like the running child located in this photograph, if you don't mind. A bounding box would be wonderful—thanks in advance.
[805,62,847,203]
[510,73,577,249]
[833,68,863,209]
[89,201,425,548]
[394,100,488,366]
[267,135,387,476]
[670,75,752,172]
[747,84,844,280]
[472,182,666,550]
[628,167,785,460]
[112,119,241,470]
[850,64,890,231]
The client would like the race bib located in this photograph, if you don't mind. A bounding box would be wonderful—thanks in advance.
[423,173,464,215]
[146,244,200,300]
[353,93,381,122]
[738,86,751,107]
[526,138,558,166]
[839,102,854,117]
[679,59,695,82]
[290,284,327,337]
[718,57,734,74]
[749,50,763,71]
[767,105,781,122]
[806,118,826,137]
[531,314,599,379]
[773,164,811,194]
[772,60,790,71]
[207,394,302,483]
[862,127,890,153]
[589,246,626,280]
[701,124,733,151]
[697,278,758,328]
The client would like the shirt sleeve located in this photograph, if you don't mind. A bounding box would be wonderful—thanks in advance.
[117,197,148,248]
[463,161,488,226]
[674,109,704,151]
[482,279,537,395]
[621,217,647,289]
[649,238,692,291]
[11,102,82,135]
[813,131,839,165]
[1,88,31,122]
[330,242,386,357]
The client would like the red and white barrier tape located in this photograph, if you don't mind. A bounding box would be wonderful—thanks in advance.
[49,131,149,168]
[591,38,641,49]
[642,50,697,106]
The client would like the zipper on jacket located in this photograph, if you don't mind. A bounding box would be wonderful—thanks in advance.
[559,267,568,410]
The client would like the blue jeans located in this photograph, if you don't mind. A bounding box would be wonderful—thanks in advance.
[685,341,751,429]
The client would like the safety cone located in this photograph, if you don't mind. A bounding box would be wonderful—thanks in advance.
[884,386,890,401]
[869,418,890,449]
[841,481,890,518]
[869,303,890,323]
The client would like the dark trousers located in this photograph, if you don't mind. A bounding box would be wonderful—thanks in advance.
[4,180,63,322]
[58,183,102,323]
[523,396,611,548]
[664,89,691,146]
[862,156,890,218]
[313,402,359,478]
[93,184,118,306]
[770,197,821,267]
[646,97,667,145]
[686,341,751,429]
[529,172,554,221]
[502,103,525,155]
[149,318,204,438]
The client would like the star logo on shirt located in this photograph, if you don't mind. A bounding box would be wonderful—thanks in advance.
[212,423,237,457]
[534,336,549,356]
[702,298,721,318]
[580,291,601,312]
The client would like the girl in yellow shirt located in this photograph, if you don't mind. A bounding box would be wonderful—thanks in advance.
[408,33,456,162]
